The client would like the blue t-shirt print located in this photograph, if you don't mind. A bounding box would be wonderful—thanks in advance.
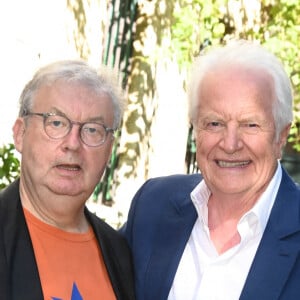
[52,282,83,300]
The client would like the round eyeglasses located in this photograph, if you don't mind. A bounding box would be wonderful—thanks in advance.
[25,112,115,147]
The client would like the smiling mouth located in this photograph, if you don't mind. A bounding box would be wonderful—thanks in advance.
[217,160,251,168]
[56,164,81,171]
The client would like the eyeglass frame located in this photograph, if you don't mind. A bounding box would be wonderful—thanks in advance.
[24,112,116,147]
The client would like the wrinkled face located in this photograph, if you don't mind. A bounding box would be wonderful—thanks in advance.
[194,65,290,197]
[13,81,114,201]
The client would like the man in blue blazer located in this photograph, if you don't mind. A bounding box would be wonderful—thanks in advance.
[122,40,300,300]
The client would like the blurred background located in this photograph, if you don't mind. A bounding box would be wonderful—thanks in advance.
[0,0,299,227]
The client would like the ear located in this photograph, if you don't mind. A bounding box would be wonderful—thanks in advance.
[13,118,26,153]
[276,123,291,159]
[278,123,291,149]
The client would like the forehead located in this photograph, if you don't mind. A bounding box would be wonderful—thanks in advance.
[32,80,114,123]
[203,63,274,90]
[34,80,110,106]
[198,65,275,113]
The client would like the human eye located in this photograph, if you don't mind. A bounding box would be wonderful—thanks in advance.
[84,125,96,134]
[83,123,105,137]
[209,121,222,127]
[242,122,258,128]
[46,115,68,129]
[205,120,225,131]
[240,122,261,134]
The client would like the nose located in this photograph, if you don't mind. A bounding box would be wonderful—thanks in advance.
[61,124,82,151]
[219,123,243,153]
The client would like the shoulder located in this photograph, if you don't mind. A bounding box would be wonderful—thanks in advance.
[271,167,300,223]
[85,210,135,300]
[85,209,130,250]
[123,174,201,226]
[138,173,201,195]
[132,173,202,205]
[0,179,20,202]
[85,209,123,238]
[122,174,200,261]
[85,209,133,270]
[148,173,201,185]
[280,167,300,196]
[0,180,22,225]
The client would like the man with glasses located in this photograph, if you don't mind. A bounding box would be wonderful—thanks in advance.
[0,60,135,300]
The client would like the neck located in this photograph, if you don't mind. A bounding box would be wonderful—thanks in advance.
[207,193,259,254]
[19,179,89,233]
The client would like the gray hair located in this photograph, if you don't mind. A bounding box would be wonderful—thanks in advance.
[188,40,293,139]
[19,60,126,129]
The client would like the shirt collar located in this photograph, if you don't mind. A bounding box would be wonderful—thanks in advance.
[243,162,282,233]
[191,162,282,234]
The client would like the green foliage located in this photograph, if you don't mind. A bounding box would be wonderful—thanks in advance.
[171,0,300,151]
[288,113,300,152]
[172,0,226,68]
[260,0,300,151]
[0,144,20,190]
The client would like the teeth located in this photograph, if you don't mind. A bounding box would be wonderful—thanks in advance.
[217,160,250,167]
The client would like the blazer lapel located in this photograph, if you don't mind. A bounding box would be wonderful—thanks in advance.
[240,170,300,300]
[86,210,135,300]
[85,211,123,298]
[0,180,43,300]
[144,194,198,300]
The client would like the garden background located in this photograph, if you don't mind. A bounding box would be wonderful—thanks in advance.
[0,0,299,228]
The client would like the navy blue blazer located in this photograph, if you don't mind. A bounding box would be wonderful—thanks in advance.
[122,167,300,300]
[0,179,135,300]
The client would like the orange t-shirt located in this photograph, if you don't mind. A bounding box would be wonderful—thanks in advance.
[24,208,116,300]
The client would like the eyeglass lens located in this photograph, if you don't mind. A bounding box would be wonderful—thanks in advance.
[44,114,108,146]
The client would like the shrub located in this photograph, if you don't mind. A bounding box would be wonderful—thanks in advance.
[0,143,20,189]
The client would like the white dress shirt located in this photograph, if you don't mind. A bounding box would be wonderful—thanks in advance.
[168,163,282,300]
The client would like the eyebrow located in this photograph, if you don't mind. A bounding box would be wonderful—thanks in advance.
[48,107,106,123]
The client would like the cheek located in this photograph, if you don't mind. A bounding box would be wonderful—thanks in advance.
[195,136,213,170]
[22,140,48,166]
[19,144,49,183]
[86,146,112,175]
[248,133,277,150]
[195,133,217,155]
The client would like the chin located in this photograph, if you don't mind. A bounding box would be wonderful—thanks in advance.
[216,183,249,195]
[49,183,83,196]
